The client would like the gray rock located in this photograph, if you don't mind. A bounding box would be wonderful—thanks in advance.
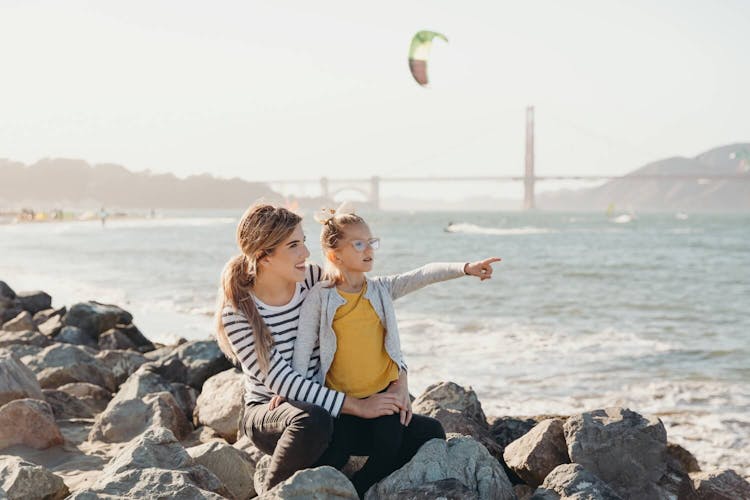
[563,407,667,499]
[188,440,257,499]
[389,478,478,499]
[112,323,155,351]
[0,296,22,324]
[57,382,112,413]
[0,354,44,406]
[259,466,358,500]
[95,349,147,386]
[233,435,266,465]
[98,328,137,350]
[488,416,541,453]
[0,329,51,349]
[42,388,97,419]
[364,436,515,500]
[194,368,244,442]
[53,326,97,349]
[37,315,64,337]
[181,426,227,449]
[0,454,69,500]
[515,484,535,500]
[0,282,15,301]
[21,343,116,391]
[0,344,42,362]
[0,398,64,450]
[89,390,191,443]
[659,458,699,500]
[691,469,750,500]
[2,311,34,333]
[254,454,272,496]
[71,427,228,499]
[32,306,66,326]
[15,291,52,315]
[531,463,622,500]
[503,418,570,487]
[159,340,233,389]
[171,382,199,422]
[413,381,488,429]
[63,301,133,339]
[667,442,701,474]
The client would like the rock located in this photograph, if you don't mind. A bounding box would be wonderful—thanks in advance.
[563,407,667,499]
[0,282,15,300]
[0,329,51,349]
[63,301,133,339]
[531,463,622,500]
[98,328,137,350]
[659,458,699,500]
[515,484,535,500]
[413,381,488,428]
[57,382,112,413]
[691,469,750,500]
[194,368,244,442]
[15,291,52,315]
[70,427,228,499]
[488,416,540,453]
[0,398,64,450]
[112,323,155,351]
[142,343,177,361]
[341,456,367,479]
[188,441,257,499]
[36,314,63,337]
[89,390,191,443]
[0,455,69,500]
[171,382,199,422]
[181,426,227,449]
[53,326,98,349]
[259,466,358,500]
[0,354,44,406]
[42,389,97,419]
[668,442,701,474]
[21,343,116,391]
[504,418,570,488]
[411,399,503,460]
[233,435,266,465]
[159,340,233,389]
[364,436,515,500]
[0,293,22,324]
[388,478,477,499]
[2,311,34,333]
[94,349,147,386]
[0,344,42,362]
[32,306,66,326]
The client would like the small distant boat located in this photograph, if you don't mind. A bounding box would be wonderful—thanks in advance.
[612,214,633,224]
[675,212,689,220]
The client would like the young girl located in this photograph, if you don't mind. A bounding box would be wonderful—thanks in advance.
[215,203,405,492]
[292,208,500,496]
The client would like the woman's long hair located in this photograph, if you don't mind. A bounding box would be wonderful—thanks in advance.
[215,203,301,374]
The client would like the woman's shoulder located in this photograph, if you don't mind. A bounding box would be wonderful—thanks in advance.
[302,262,324,291]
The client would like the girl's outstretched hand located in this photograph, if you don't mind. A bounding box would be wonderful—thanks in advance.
[464,257,502,281]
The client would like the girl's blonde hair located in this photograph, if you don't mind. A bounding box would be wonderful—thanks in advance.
[318,209,367,286]
[215,203,302,374]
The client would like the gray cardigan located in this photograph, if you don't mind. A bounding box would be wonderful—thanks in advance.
[292,262,467,387]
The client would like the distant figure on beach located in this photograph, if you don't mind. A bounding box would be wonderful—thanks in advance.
[444,221,454,232]
[215,204,403,492]
[99,207,108,227]
[291,206,500,496]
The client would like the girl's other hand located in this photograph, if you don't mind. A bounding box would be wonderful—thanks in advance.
[352,393,403,419]
[387,380,413,426]
[464,257,501,281]
[269,395,286,410]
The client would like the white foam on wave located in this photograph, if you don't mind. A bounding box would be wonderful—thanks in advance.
[445,223,553,236]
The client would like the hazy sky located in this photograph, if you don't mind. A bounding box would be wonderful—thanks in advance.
[1,0,748,200]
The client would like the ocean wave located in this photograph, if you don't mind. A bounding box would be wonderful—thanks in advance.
[445,223,553,235]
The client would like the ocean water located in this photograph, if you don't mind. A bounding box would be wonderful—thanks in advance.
[1,210,749,477]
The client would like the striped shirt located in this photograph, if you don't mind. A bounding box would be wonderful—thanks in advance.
[222,263,346,416]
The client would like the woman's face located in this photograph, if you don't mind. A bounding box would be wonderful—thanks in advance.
[261,223,310,283]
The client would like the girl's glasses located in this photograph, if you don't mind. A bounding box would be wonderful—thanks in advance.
[350,238,380,252]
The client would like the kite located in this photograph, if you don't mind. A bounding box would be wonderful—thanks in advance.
[408,30,448,86]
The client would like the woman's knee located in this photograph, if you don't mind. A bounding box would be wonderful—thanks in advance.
[290,404,334,449]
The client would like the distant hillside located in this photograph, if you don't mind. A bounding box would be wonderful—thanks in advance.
[539,143,750,212]
[0,158,280,209]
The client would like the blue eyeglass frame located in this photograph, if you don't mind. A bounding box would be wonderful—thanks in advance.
[350,238,380,252]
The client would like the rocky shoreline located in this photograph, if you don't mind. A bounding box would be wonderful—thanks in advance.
[0,280,748,499]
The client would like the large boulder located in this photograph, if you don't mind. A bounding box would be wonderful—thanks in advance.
[157,340,233,389]
[0,282,15,301]
[0,354,44,406]
[691,469,750,500]
[259,466,358,500]
[94,349,147,386]
[0,329,51,349]
[188,441,257,499]
[563,407,667,499]
[111,323,154,351]
[531,463,622,500]
[488,416,540,454]
[15,291,51,315]
[56,382,112,413]
[1,311,34,333]
[53,326,98,349]
[364,436,515,500]
[32,306,66,326]
[0,288,22,324]
[413,381,488,429]
[503,418,570,488]
[63,301,133,339]
[89,390,191,443]
[194,368,244,442]
[42,389,97,419]
[0,455,69,500]
[21,343,116,391]
[70,427,228,499]
[0,399,64,450]
[98,329,137,350]
[36,315,63,337]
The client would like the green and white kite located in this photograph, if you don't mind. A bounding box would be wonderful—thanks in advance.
[408,30,448,86]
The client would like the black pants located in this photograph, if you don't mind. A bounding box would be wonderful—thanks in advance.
[315,413,446,497]
[243,400,334,491]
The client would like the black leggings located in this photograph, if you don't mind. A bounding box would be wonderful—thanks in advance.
[315,413,446,497]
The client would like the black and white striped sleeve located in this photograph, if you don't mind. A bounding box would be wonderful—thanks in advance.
[304,263,324,290]
[222,306,345,416]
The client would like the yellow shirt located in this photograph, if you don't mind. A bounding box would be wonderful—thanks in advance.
[325,283,399,398]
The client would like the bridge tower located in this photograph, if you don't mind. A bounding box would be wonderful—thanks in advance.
[370,176,380,209]
[523,106,535,210]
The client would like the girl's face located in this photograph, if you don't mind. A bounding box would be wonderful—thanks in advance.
[261,223,310,283]
[332,223,376,274]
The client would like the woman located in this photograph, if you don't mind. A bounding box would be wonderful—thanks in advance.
[215,203,403,492]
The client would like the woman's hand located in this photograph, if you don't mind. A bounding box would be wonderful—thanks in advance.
[387,377,413,426]
[269,395,286,410]
[464,257,501,281]
[343,393,403,419]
